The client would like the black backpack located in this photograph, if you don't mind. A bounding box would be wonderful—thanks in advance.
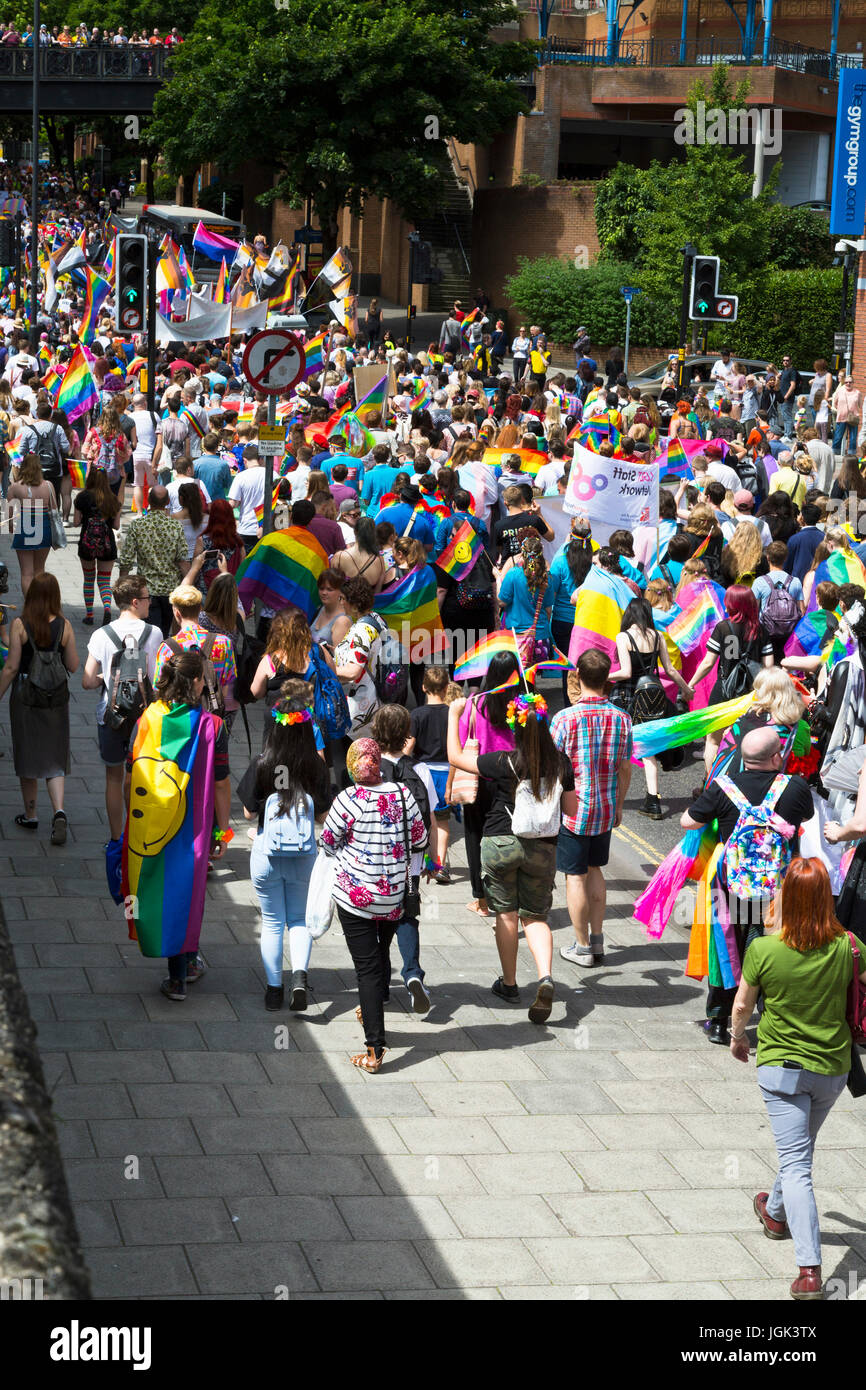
[455,547,494,609]
[20,621,69,708]
[32,422,63,482]
[105,624,155,736]
[233,621,266,706]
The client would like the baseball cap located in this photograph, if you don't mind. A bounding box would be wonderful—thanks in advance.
[734,489,754,510]
[338,497,360,515]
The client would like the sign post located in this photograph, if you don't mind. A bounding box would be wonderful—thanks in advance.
[242,328,305,534]
[620,285,642,375]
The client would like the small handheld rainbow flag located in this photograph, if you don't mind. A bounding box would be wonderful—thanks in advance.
[68,460,87,490]
[436,521,483,582]
[481,446,547,477]
[454,628,520,682]
[302,332,326,380]
[658,435,692,480]
[668,587,724,656]
[254,481,285,523]
[192,220,239,261]
[77,265,112,346]
[6,437,24,469]
[524,646,573,683]
[213,258,228,305]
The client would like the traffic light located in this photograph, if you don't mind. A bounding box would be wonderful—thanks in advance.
[410,239,443,286]
[690,256,719,320]
[0,219,15,268]
[114,232,147,332]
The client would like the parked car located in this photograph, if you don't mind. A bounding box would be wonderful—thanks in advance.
[628,355,813,398]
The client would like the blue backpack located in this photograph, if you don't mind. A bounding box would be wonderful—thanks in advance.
[308,640,351,740]
[261,792,316,857]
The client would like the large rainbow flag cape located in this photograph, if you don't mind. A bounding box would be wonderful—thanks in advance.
[354,373,388,425]
[568,565,634,665]
[192,219,240,261]
[77,265,111,346]
[784,609,838,662]
[481,446,547,477]
[806,550,866,613]
[236,526,328,621]
[436,520,483,582]
[454,628,520,682]
[121,701,216,959]
[668,586,725,657]
[373,566,446,658]
[631,691,754,761]
[56,346,99,423]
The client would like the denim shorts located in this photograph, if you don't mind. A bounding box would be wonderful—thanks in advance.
[480,834,556,918]
[97,720,131,767]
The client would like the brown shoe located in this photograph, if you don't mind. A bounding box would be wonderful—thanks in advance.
[754,1192,788,1240]
[790,1266,823,1300]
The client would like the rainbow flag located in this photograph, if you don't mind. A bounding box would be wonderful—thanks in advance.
[56,345,99,423]
[254,481,285,523]
[436,520,483,582]
[569,565,634,665]
[569,419,621,453]
[454,628,520,682]
[192,220,239,261]
[213,258,228,305]
[122,701,216,958]
[807,550,866,613]
[6,437,24,469]
[102,240,115,285]
[524,646,572,683]
[67,460,87,490]
[481,446,547,477]
[668,587,724,657]
[236,526,328,621]
[785,609,838,662]
[177,243,196,291]
[658,435,691,480]
[38,343,52,369]
[354,373,388,425]
[302,332,326,380]
[632,692,754,761]
[77,265,111,346]
[126,356,147,377]
[179,405,205,440]
[43,367,62,399]
[157,242,186,292]
[373,566,447,657]
[342,412,375,457]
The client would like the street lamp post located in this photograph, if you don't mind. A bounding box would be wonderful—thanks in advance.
[29,0,39,350]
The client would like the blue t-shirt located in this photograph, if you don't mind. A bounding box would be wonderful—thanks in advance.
[322,452,364,489]
[498,567,553,640]
[194,455,233,501]
[362,464,401,512]
[375,502,435,547]
[752,570,804,612]
[546,548,580,625]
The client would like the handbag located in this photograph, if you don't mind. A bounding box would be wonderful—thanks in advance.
[48,485,66,550]
[845,932,866,1044]
[399,788,421,920]
[450,701,479,805]
[305,847,336,939]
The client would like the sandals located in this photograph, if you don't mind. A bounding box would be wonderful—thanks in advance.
[466,900,491,919]
[350,1046,387,1073]
[355,1005,364,1025]
[15,815,38,831]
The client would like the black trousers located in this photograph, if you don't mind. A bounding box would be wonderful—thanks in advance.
[463,780,493,901]
[148,594,173,639]
[337,906,396,1051]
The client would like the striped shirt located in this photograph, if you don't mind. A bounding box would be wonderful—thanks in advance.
[551,697,633,836]
[322,782,427,920]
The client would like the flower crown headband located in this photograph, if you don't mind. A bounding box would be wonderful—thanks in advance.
[270,706,313,727]
[506,693,548,730]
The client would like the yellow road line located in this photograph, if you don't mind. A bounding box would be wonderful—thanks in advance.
[613,823,664,866]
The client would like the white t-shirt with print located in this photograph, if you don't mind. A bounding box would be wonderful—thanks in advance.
[229,467,266,535]
[87,614,163,724]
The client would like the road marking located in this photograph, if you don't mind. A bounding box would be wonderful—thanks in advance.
[613,824,664,866]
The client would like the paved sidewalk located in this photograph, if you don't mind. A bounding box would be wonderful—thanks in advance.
[4,525,866,1301]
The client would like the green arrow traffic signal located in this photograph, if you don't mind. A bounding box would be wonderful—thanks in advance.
[124,287,138,302]
[697,299,708,313]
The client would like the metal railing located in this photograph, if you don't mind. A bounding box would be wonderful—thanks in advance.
[540,35,862,78]
[0,46,165,80]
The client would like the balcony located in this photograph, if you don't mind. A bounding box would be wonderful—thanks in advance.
[0,45,166,113]
[540,35,862,80]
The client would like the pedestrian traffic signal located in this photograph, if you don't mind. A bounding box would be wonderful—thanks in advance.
[114,232,148,332]
[0,218,15,268]
[690,256,719,319]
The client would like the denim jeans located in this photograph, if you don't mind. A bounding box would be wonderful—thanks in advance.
[833,420,858,454]
[167,950,198,983]
[758,1064,848,1266]
[250,842,316,986]
[779,399,794,437]
[395,920,424,984]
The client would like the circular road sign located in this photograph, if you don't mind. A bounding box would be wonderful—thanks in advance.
[716,299,734,318]
[242,329,305,395]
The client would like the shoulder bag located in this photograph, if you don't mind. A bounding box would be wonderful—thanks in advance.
[450,700,479,805]
[399,788,422,919]
[47,484,66,550]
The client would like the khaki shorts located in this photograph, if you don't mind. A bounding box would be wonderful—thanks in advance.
[480,834,556,918]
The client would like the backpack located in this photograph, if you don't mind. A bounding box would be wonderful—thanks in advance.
[508,758,562,838]
[232,622,266,706]
[261,791,316,857]
[735,455,761,499]
[455,546,494,609]
[719,630,762,700]
[382,755,431,837]
[716,773,796,900]
[32,422,63,482]
[105,624,155,736]
[80,510,113,560]
[19,621,69,708]
[307,639,351,738]
[761,575,800,640]
[371,615,408,705]
[166,634,225,716]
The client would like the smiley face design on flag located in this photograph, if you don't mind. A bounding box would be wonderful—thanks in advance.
[453,539,473,565]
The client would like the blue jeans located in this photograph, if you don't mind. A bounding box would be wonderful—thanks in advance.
[250,843,316,986]
[167,950,198,983]
[396,919,424,985]
[779,399,795,437]
[833,420,858,454]
[758,1064,847,1266]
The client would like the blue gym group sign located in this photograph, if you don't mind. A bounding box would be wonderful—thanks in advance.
[831,69,866,238]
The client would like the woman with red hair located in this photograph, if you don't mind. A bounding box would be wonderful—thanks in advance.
[185,498,244,595]
[689,584,774,776]
[730,856,866,1301]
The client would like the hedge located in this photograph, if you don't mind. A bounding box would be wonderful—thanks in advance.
[715,268,849,366]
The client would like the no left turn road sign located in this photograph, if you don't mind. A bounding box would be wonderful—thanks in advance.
[242,329,305,395]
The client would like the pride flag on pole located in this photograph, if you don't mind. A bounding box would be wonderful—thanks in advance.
[435,521,483,582]
[236,526,328,621]
[192,220,240,261]
[77,265,111,346]
[453,629,521,682]
[354,373,388,425]
[56,346,99,423]
[213,258,228,305]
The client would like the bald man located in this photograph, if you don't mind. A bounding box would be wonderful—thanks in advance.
[681,723,814,1045]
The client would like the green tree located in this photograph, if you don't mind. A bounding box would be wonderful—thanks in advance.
[504,258,678,348]
[593,163,659,265]
[146,0,532,254]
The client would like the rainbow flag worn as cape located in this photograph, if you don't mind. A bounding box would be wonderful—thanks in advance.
[67,460,87,490]
[568,565,634,665]
[454,628,520,682]
[373,565,446,658]
[192,220,240,261]
[121,701,216,958]
[436,520,483,582]
[784,609,839,661]
[668,586,725,656]
[806,550,866,613]
[236,526,328,622]
[481,446,547,477]
[56,346,99,423]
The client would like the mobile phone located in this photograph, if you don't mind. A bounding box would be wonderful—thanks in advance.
[205,550,218,561]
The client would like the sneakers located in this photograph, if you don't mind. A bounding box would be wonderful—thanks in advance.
[50,811,68,846]
[160,977,186,1001]
[434,868,452,886]
[528,976,554,1024]
[560,939,600,969]
[290,970,308,1012]
[754,1192,789,1240]
[491,977,519,1002]
[265,985,284,1011]
[186,954,206,985]
[407,977,431,1014]
[790,1267,823,1300]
